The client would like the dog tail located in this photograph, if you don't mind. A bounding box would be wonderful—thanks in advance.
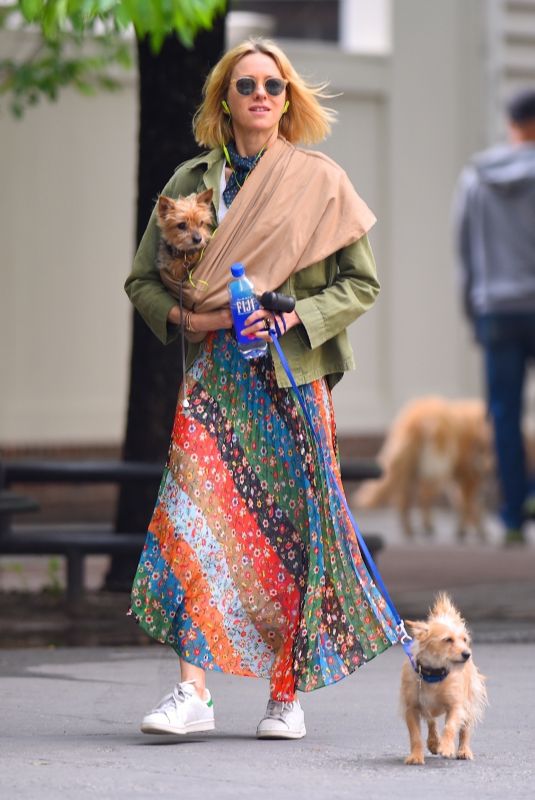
[353,429,419,509]
[353,475,392,508]
[468,667,489,726]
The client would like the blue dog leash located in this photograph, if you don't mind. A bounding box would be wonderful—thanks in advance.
[266,319,416,668]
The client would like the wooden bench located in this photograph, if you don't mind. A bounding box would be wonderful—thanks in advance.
[0,490,40,534]
[1,458,383,607]
[3,458,382,483]
[1,461,157,606]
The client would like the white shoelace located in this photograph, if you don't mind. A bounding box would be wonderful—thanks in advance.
[154,680,197,715]
[265,699,298,720]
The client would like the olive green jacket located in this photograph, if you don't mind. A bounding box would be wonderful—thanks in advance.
[124,148,380,389]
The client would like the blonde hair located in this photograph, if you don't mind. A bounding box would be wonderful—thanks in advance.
[193,38,336,148]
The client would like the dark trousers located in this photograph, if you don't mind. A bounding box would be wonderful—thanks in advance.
[476,312,535,530]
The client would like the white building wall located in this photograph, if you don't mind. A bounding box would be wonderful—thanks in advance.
[387,0,489,415]
[339,0,392,53]
[490,0,535,138]
[0,45,137,445]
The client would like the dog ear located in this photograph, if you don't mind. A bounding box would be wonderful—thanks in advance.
[157,195,174,218]
[405,620,429,639]
[196,188,213,206]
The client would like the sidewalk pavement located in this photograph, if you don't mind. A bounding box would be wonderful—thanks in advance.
[1,508,534,798]
[1,642,533,799]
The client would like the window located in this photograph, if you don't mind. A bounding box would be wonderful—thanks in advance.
[231,1,340,43]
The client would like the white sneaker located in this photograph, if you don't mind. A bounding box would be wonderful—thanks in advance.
[140,680,215,735]
[256,698,306,739]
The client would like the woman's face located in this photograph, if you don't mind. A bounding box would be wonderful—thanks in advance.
[226,52,287,142]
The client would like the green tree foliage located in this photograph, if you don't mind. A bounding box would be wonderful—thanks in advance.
[0,0,226,115]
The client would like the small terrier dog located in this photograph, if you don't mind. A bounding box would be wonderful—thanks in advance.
[400,593,488,765]
[354,396,493,540]
[155,189,213,285]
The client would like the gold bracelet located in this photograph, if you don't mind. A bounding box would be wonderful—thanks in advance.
[184,311,196,333]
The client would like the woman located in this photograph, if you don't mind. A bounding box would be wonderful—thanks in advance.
[125,38,399,740]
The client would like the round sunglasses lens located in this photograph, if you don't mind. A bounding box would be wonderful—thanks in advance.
[235,78,255,95]
[265,79,286,96]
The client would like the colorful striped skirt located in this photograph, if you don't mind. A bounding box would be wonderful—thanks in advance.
[130,330,398,700]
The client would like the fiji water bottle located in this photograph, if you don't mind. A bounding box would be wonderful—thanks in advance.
[228,262,268,359]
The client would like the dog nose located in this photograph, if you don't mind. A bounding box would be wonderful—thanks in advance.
[192,233,202,244]
[462,651,471,661]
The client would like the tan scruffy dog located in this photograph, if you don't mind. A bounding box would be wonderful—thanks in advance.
[354,396,493,540]
[156,189,213,286]
[400,593,488,765]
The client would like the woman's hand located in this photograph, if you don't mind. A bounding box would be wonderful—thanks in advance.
[242,309,301,341]
[167,306,233,332]
[193,309,233,332]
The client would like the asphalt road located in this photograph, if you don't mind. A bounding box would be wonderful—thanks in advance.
[1,642,533,800]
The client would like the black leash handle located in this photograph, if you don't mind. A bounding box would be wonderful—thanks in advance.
[259,291,296,314]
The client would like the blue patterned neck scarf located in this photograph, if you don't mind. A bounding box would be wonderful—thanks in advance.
[223,141,264,208]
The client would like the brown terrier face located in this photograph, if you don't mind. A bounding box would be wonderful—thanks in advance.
[156,189,213,254]
[407,618,472,670]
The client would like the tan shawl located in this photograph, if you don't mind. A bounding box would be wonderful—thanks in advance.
[162,137,376,317]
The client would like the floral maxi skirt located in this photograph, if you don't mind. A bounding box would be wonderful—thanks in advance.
[130,331,398,701]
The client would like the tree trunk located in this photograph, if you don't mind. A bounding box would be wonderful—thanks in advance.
[105,13,227,590]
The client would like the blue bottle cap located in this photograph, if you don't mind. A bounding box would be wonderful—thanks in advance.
[230,262,245,277]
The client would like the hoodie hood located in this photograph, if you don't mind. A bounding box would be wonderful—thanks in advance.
[472,143,535,186]
[455,140,535,318]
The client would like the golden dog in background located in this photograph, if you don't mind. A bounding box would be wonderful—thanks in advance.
[354,397,493,539]
[401,593,488,765]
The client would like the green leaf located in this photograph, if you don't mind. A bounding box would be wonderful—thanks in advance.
[2,0,226,115]
[113,3,131,30]
[113,42,133,68]
[96,74,121,90]
[42,1,61,39]
[73,78,96,94]
[20,0,42,22]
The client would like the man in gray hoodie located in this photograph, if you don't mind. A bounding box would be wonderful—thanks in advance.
[455,89,535,545]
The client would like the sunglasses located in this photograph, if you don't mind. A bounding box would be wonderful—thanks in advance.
[230,77,288,97]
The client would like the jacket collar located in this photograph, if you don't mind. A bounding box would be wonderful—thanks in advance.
[184,148,225,217]
[204,154,225,216]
